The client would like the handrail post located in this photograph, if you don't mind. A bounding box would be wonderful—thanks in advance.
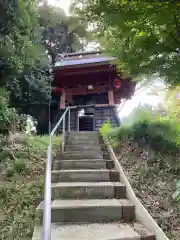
[62,115,65,153]
[43,138,52,240]
[68,109,71,132]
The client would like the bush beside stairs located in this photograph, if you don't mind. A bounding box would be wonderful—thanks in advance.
[32,131,155,240]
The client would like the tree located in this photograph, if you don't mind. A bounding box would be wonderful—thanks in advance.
[0,1,50,120]
[0,1,90,134]
[38,5,88,65]
[0,0,48,81]
[72,0,180,86]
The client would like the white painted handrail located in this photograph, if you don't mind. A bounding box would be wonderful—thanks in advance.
[43,107,70,240]
[42,104,95,240]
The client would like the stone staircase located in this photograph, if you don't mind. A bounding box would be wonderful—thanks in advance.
[33,131,155,240]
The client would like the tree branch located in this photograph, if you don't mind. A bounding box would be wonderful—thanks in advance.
[173,12,180,38]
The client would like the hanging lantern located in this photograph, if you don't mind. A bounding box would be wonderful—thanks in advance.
[113,79,121,89]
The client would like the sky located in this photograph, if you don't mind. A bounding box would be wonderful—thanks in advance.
[48,0,71,14]
[119,80,166,119]
[48,0,166,118]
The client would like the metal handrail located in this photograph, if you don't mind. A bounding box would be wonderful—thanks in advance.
[43,107,70,240]
[42,104,95,240]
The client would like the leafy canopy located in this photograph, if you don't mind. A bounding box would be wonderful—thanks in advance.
[0,0,50,110]
[38,4,89,65]
[0,1,90,133]
[72,0,180,86]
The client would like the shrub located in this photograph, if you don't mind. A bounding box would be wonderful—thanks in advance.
[0,88,20,135]
[100,105,180,155]
[99,120,112,140]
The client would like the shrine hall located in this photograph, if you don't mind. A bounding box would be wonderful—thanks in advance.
[51,51,135,131]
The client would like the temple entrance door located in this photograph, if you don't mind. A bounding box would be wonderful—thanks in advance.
[78,115,94,131]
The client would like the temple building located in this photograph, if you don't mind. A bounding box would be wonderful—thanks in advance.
[51,51,135,131]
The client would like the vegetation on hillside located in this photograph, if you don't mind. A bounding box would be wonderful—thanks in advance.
[100,103,180,239]
[0,135,59,240]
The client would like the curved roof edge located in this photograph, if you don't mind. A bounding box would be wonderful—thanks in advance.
[57,51,102,57]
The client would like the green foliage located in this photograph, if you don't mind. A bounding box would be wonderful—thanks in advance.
[123,104,160,125]
[99,121,120,148]
[0,88,30,136]
[7,159,28,176]
[0,1,89,127]
[0,135,59,239]
[0,88,19,134]
[99,120,111,139]
[23,135,59,152]
[73,0,180,86]
[38,5,89,65]
[0,181,43,239]
[165,86,180,120]
[0,0,50,123]
[100,106,180,155]
[0,0,48,78]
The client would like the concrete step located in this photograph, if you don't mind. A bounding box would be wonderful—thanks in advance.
[68,131,99,136]
[67,140,99,146]
[68,132,99,137]
[68,135,99,141]
[132,222,156,240]
[68,137,99,141]
[66,145,101,151]
[33,222,151,240]
[52,169,119,183]
[53,159,114,170]
[52,182,126,199]
[67,139,99,145]
[62,151,103,159]
[37,199,135,223]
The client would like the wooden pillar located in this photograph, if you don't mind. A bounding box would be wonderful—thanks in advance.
[60,90,66,109]
[108,89,114,106]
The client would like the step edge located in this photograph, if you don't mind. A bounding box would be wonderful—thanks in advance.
[52,169,117,173]
[32,222,155,240]
[54,159,112,162]
[51,182,125,187]
[37,199,134,210]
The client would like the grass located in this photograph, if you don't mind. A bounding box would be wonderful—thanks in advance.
[0,134,59,240]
